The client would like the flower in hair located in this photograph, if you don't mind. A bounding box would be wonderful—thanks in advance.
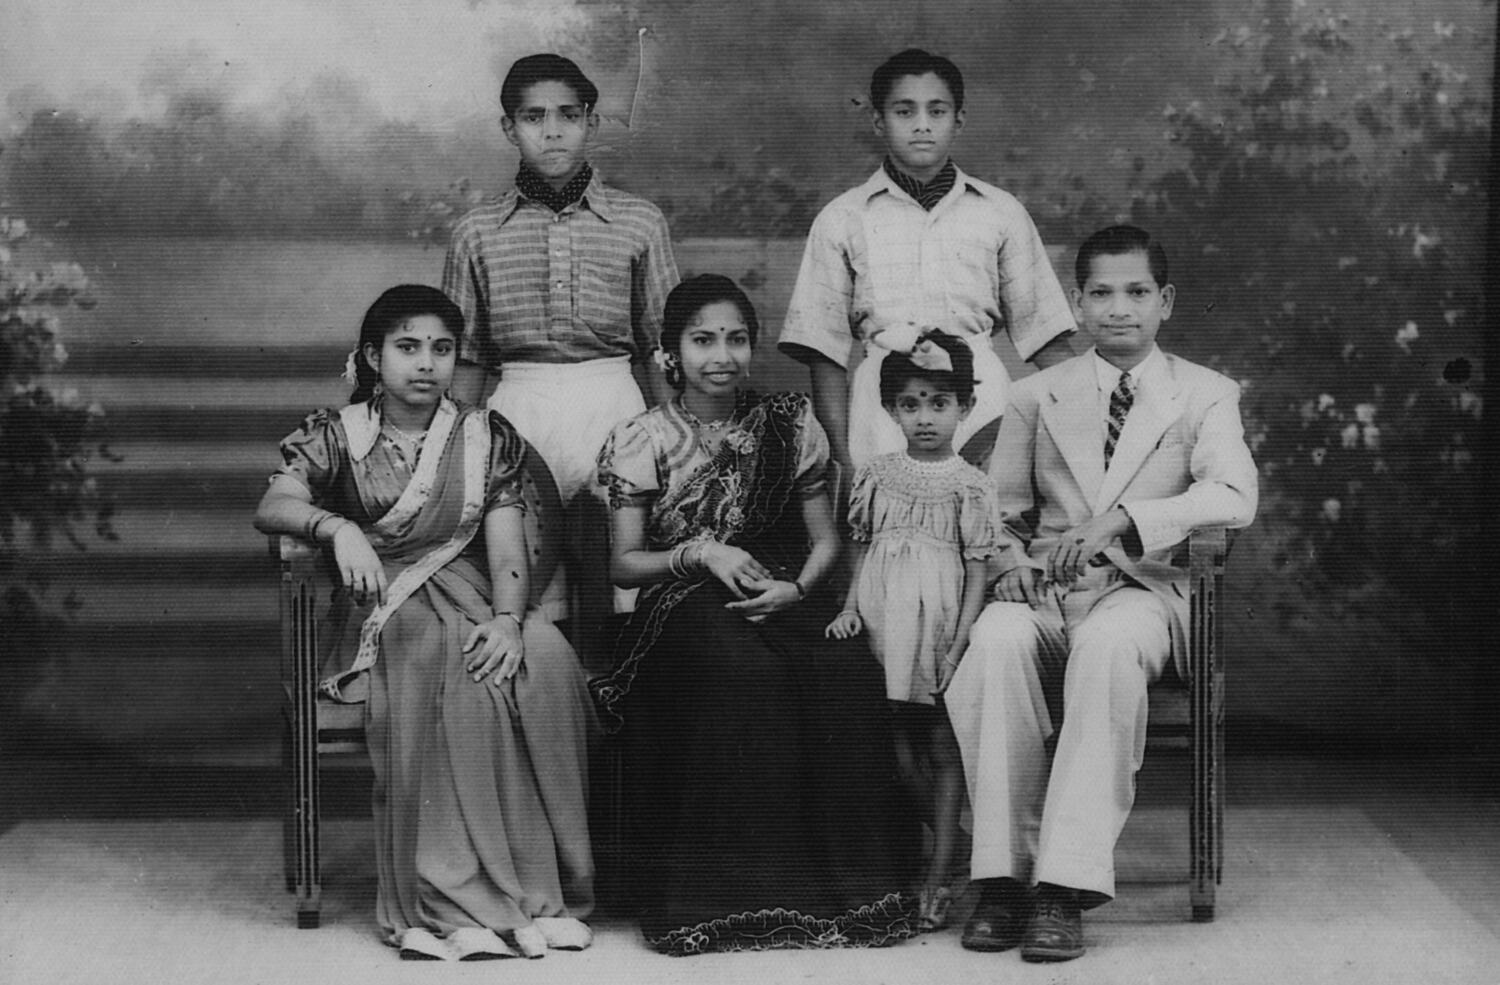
[865,321,922,355]
[651,347,677,372]
[341,348,360,385]
[909,334,955,373]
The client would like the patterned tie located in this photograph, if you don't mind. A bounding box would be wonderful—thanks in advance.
[1104,372,1135,468]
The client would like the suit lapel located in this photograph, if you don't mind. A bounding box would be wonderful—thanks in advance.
[1094,355,1184,512]
[1039,358,1105,507]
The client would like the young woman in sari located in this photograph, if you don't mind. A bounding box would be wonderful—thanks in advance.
[592,274,918,955]
[254,285,594,961]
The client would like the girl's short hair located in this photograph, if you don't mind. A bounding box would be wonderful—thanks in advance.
[350,285,463,404]
[660,274,760,359]
[878,331,976,406]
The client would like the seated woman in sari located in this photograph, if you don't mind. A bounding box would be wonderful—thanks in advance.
[253,285,594,961]
[591,274,918,955]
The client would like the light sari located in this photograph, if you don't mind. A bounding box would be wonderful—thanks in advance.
[274,398,594,942]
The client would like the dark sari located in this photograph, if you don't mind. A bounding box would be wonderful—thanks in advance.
[592,391,918,955]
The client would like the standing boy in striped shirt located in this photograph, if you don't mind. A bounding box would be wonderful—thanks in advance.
[444,53,679,644]
[780,48,1076,480]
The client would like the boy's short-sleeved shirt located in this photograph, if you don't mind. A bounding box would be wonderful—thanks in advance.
[442,173,679,367]
[778,164,1074,368]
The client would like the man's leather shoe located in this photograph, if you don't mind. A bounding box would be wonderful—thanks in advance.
[1020,897,1084,962]
[960,888,1029,952]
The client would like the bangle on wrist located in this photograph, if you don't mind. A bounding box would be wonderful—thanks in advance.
[494,611,522,627]
[303,510,328,542]
[669,542,700,580]
[320,516,351,543]
[838,608,859,619]
[792,579,807,600]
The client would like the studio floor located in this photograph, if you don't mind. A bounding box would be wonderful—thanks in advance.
[2,752,1497,985]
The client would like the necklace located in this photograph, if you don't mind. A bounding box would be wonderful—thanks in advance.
[384,421,428,445]
[677,400,736,431]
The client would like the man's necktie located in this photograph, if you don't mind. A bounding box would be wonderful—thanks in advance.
[1104,373,1135,468]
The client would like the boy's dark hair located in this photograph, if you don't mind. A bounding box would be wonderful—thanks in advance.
[660,275,760,388]
[501,54,599,118]
[879,331,976,406]
[870,49,965,113]
[1075,224,1170,289]
[351,285,464,404]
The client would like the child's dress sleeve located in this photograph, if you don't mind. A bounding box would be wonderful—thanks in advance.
[272,409,343,502]
[959,476,1003,560]
[485,410,527,511]
[597,416,659,510]
[846,464,877,544]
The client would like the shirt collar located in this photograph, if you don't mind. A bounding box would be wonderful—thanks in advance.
[861,161,986,208]
[1092,345,1163,393]
[497,170,615,224]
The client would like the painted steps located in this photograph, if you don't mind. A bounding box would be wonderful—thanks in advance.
[25,236,1070,753]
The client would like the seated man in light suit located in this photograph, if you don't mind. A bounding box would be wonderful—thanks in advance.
[945,224,1257,963]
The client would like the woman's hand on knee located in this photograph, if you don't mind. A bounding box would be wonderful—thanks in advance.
[331,524,387,606]
[463,613,526,685]
[724,578,800,622]
[698,542,772,600]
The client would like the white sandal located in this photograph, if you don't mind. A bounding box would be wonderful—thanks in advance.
[510,924,548,959]
[448,927,518,961]
[393,927,450,961]
[534,916,594,951]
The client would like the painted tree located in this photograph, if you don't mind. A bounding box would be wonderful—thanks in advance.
[0,208,114,708]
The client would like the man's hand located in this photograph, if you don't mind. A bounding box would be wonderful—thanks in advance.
[1047,508,1132,585]
[991,567,1046,606]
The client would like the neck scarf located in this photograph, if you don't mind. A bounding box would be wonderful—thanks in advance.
[883,157,957,211]
[515,161,594,214]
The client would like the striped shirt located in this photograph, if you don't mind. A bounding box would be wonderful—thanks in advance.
[779,164,1074,368]
[441,173,680,366]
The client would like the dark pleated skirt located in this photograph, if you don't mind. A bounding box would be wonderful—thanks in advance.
[614,582,920,954]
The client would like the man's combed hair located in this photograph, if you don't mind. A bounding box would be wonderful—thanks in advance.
[1074,225,1170,289]
[501,54,599,118]
[869,48,965,113]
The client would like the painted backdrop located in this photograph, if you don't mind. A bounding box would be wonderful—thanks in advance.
[0,0,1492,755]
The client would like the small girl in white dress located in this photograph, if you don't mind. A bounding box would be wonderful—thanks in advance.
[826,331,1001,933]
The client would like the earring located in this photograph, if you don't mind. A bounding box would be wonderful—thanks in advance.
[663,355,683,389]
[372,379,385,399]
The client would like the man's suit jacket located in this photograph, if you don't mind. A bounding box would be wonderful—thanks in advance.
[986,349,1258,677]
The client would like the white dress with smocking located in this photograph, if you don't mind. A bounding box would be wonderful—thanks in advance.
[849,452,1001,705]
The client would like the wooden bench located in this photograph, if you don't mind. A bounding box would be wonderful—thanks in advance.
[274,509,1229,927]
